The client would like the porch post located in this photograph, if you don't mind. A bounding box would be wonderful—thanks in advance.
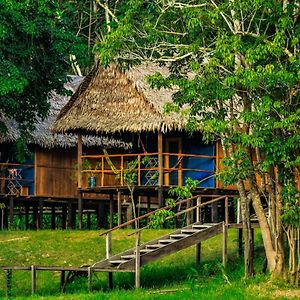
[157,131,164,207]
[77,134,83,230]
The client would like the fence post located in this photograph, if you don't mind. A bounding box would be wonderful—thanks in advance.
[88,267,93,292]
[6,269,12,298]
[60,270,65,293]
[117,191,122,226]
[135,231,141,289]
[196,197,201,265]
[222,222,228,268]
[225,196,229,225]
[31,265,36,294]
[106,232,113,289]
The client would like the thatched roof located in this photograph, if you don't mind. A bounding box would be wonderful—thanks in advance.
[0,76,131,149]
[53,63,186,135]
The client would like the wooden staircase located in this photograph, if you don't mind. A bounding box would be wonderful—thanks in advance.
[92,222,224,272]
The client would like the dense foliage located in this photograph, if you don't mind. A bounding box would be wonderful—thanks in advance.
[0,0,88,148]
[97,0,300,282]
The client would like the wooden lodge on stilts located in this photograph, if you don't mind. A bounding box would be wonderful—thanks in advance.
[53,63,240,230]
[0,76,130,230]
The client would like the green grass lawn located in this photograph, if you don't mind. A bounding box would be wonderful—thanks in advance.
[0,229,298,299]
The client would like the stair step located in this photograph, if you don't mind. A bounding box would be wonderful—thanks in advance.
[169,234,189,239]
[181,229,200,234]
[139,249,153,253]
[192,225,210,229]
[109,260,127,265]
[146,244,163,249]
[121,255,135,260]
[159,239,176,244]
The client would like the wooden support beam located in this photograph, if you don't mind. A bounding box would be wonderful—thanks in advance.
[135,231,141,289]
[109,194,114,229]
[9,196,14,228]
[106,233,113,289]
[31,265,36,294]
[157,131,164,207]
[117,191,122,226]
[222,222,228,268]
[51,206,56,230]
[78,193,83,230]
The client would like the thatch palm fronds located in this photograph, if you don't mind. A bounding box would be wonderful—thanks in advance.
[53,63,186,135]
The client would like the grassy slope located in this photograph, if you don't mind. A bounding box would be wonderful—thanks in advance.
[0,229,298,299]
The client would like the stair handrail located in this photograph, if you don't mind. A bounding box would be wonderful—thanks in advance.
[99,194,201,236]
[127,195,228,236]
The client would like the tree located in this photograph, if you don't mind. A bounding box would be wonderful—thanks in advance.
[96,0,300,282]
[0,0,88,156]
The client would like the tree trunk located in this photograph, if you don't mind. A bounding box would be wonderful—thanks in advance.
[248,172,277,272]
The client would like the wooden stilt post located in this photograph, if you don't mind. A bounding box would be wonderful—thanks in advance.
[62,205,67,230]
[126,202,133,228]
[0,206,3,231]
[77,134,83,230]
[67,203,72,229]
[32,205,38,230]
[25,205,29,230]
[211,201,218,223]
[146,196,151,224]
[31,265,36,294]
[157,131,164,207]
[109,194,114,229]
[222,222,228,267]
[147,196,151,213]
[106,232,113,289]
[117,191,121,226]
[78,193,83,230]
[196,197,201,265]
[186,198,191,225]
[60,270,65,293]
[97,202,106,229]
[87,210,91,230]
[51,206,56,230]
[88,267,93,292]
[9,196,14,228]
[225,197,229,226]
[135,231,141,289]
[38,200,43,230]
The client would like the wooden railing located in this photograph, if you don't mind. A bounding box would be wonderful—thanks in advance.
[0,162,34,195]
[81,152,216,188]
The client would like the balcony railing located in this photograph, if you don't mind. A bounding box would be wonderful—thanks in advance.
[81,152,216,188]
[0,162,34,195]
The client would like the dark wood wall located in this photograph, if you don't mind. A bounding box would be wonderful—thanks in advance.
[35,146,78,197]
